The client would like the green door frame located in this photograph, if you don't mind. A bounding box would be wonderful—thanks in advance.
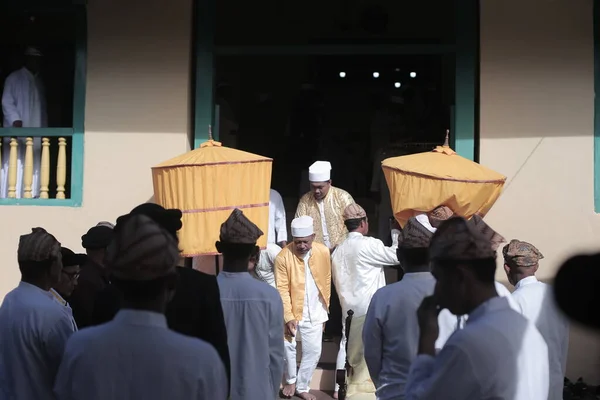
[193,0,479,161]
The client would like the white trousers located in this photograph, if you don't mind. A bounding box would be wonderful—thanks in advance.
[283,321,323,394]
[335,317,347,392]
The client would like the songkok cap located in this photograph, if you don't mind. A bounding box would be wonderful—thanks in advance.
[81,225,114,250]
[106,214,178,281]
[308,161,332,182]
[428,205,454,224]
[429,216,504,261]
[291,216,314,238]
[502,239,544,268]
[24,46,43,57]
[399,217,434,249]
[219,208,264,244]
[18,227,61,263]
[60,247,87,267]
[343,203,367,221]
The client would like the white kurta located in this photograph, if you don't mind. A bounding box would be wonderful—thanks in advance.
[0,282,74,400]
[363,273,458,400]
[218,271,285,400]
[54,309,228,400]
[405,296,549,400]
[512,276,569,400]
[254,243,282,288]
[283,250,328,394]
[1,67,47,198]
[268,189,288,244]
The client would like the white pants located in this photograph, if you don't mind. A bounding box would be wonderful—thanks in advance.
[283,321,323,394]
[335,318,347,392]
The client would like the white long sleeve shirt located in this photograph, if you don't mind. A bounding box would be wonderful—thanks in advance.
[54,309,228,400]
[268,189,288,244]
[253,243,282,288]
[2,67,47,127]
[0,282,74,400]
[363,272,457,400]
[405,296,549,400]
[332,230,400,318]
[512,276,569,400]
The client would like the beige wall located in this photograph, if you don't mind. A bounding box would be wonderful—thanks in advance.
[480,0,599,382]
[0,0,194,297]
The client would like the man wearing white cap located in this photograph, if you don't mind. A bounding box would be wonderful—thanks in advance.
[1,46,47,199]
[296,160,354,342]
[276,216,331,400]
[296,161,354,251]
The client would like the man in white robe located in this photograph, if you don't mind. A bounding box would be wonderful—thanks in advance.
[331,203,401,398]
[54,214,228,400]
[1,46,47,198]
[503,239,570,400]
[216,209,285,400]
[0,228,74,400]
[363,217,456,400]
[269,188,288,247]
[404,217,549,400]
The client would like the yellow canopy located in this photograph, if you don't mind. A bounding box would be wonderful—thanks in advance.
[151,139,272,256]
[382,137,506,227]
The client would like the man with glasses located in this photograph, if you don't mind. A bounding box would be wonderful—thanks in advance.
[50,247,85,331]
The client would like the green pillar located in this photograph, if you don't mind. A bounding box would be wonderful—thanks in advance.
[454,0,478,161]
[193,0,216,148]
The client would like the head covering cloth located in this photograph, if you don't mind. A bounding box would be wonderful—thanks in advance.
[398,217,434,249]
[343,203,367,221]
[291,216,314,238]
[309,161,332,182]
[502,239,544,268]
[219,208,264,244]
[18,227,61,263]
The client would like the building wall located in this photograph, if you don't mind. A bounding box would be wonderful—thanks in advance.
[0,0,194,297]
[480,0,599,382]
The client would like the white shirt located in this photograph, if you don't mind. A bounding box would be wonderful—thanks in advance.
[50,288,78,332]
[54,309,228,400]
[301,250,328,325]
[512,276,569,400]
[454,282,520,329]
[0,282,74,400]
[332,230,400,317]
[363,272,458,400]
[405,296,549,400]
[268,189,288,244]
[317,201,331,248]
[2,67,47,127]
[254,243,282,288]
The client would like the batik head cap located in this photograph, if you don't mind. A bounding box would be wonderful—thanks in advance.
[343,203,367,221]
[308,161,332,182]
[428,205,454,224]
[291,216,314,238]
[502,239,544,268]
[219,208,264,244]
[398,217,434,249]
[18,227,61,263]
[429,216,503,261]
[106,214,179,281]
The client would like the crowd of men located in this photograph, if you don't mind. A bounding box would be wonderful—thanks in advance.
[0,159,572,400]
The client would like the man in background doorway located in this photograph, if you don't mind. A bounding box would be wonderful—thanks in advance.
[1,46,47,199]
[296,160,354,341]
[269,188,287,248]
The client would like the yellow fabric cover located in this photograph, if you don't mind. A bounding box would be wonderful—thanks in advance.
[382,145,506,227]
[275,242,332,327]
[151,140,272,256]
[346,314,376,398]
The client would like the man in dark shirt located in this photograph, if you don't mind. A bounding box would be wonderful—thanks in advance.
[92,203,231,383]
